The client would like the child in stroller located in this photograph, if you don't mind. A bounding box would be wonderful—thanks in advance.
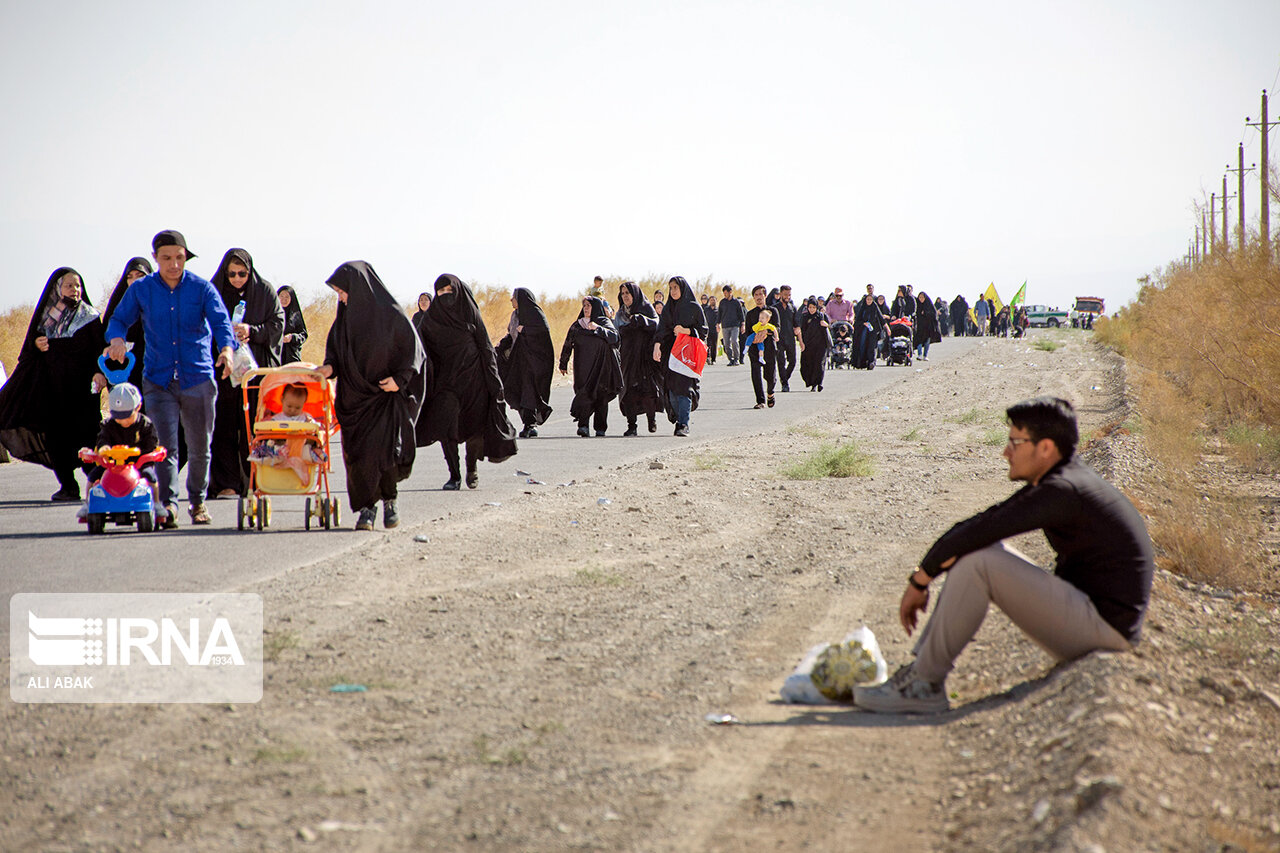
[885,316,914,366]
[828,321,854,369]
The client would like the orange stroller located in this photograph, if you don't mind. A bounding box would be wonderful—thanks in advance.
[238,365,340,530]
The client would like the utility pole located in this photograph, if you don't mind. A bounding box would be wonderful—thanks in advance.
[1227,144,1255,249]
[1222,175,1236,251]
[1247,89,1278,259]
[1201,209,1209,258]
[1211,194,1217,254]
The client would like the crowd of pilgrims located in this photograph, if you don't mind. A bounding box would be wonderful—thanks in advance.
[0,240,1016,531]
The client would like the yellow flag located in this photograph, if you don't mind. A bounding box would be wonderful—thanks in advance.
[982,283,1004,314]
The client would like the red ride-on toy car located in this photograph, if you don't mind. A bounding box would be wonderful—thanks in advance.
[77,445,168,534]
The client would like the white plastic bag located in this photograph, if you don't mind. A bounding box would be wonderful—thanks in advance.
[779,625,888,704]
[228,344,258,387]
[780,642,830,704]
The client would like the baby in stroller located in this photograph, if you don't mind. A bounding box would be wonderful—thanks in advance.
[829,321,854,368]
[885,317,914,366]
[248,383,327,480]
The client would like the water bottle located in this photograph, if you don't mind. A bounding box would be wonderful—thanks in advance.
[231,300,246,325]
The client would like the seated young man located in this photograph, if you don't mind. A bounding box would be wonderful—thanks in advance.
[856,396,1154,714]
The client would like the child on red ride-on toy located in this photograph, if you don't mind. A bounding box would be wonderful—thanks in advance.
[77,383,169,531]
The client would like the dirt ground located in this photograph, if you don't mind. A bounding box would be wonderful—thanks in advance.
[3,332,1279,852]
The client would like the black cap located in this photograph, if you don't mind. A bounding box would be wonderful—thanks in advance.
[151,229,196,259]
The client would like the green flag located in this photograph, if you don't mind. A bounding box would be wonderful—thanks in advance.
[1010,281,1026,307]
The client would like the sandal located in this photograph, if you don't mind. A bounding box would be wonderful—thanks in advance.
[753,403,765,409]
[767,395,775,408]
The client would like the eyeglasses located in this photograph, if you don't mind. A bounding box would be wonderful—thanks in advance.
[1006,437,1033,448]
[227,271,249,279]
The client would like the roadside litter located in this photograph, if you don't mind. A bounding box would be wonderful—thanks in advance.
[597,498,612,506]
[704,712,740,725]
[413,534,430,543]
[779,626,887,704]
[329,684,367,693]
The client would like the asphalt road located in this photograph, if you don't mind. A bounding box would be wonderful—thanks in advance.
[0,337,982,632]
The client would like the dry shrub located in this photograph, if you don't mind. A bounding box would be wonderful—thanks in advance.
[1111,249,1280,431]
[1101,246,1279,588]
[1149,489,1257,590]
[0,303,33,377]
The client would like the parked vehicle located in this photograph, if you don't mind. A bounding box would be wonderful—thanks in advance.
[1071,296,1105,327]
[1024,304,1069,328]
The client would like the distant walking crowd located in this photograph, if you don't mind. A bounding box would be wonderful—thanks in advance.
[0,229,1044,533]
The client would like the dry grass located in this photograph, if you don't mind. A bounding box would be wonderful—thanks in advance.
[1096,247,1279,589]
[1,273,737,378]
[0,303,33,376]
[296,274,738,364]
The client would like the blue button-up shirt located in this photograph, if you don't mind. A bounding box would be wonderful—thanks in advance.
[104,270,237,389]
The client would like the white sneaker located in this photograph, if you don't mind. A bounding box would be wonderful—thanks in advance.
[854,663,949,714]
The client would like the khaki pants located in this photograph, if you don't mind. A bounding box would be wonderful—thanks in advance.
[912,542,1131,684]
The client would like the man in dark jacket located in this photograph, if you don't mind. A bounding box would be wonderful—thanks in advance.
[856,397,1153,714]
[769,285,798,391]
[716,285,746,366]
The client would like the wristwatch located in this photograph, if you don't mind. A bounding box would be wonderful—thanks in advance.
[907,572,929,592]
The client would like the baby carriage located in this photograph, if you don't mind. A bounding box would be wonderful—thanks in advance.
[238,365,339,531]
[828,321,854,369]
[885,317,914,366]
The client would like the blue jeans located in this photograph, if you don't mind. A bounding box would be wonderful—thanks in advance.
[668,390,692,428]
[143,378,217,509]
[916,339,930,358]
[720,326,740,363]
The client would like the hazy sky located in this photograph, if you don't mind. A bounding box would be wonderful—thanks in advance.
[2,0,1278,314]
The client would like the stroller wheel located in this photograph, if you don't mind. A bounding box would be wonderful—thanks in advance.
[237,497,246,531]
[305,497,312,531]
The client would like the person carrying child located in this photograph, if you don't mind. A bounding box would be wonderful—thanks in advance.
[749,308,779,366]
[78,383,163,525]
[248,383,328,481]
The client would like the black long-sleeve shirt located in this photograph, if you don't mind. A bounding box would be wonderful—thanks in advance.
[919,456,1153,641]
[95,414,160,454]
[716,297,745,328]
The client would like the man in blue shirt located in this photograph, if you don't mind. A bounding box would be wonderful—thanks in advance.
[105,230,236,528]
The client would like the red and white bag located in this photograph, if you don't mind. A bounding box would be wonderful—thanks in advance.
[667,333,707,379]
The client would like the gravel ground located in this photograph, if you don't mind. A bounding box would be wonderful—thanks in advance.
[3,330,1278,852]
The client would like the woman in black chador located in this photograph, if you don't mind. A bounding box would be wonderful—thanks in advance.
[207,248,284,499]
[496,287,554,438]
[416,273,517,490]
[615,281,661,436]
[319,261,428,530]
[277,285,308,364]
[559,296,622,437]
[0,267,107,500]
[797,297,832,391]
[652,275,707,437]
[101,256,153,390]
